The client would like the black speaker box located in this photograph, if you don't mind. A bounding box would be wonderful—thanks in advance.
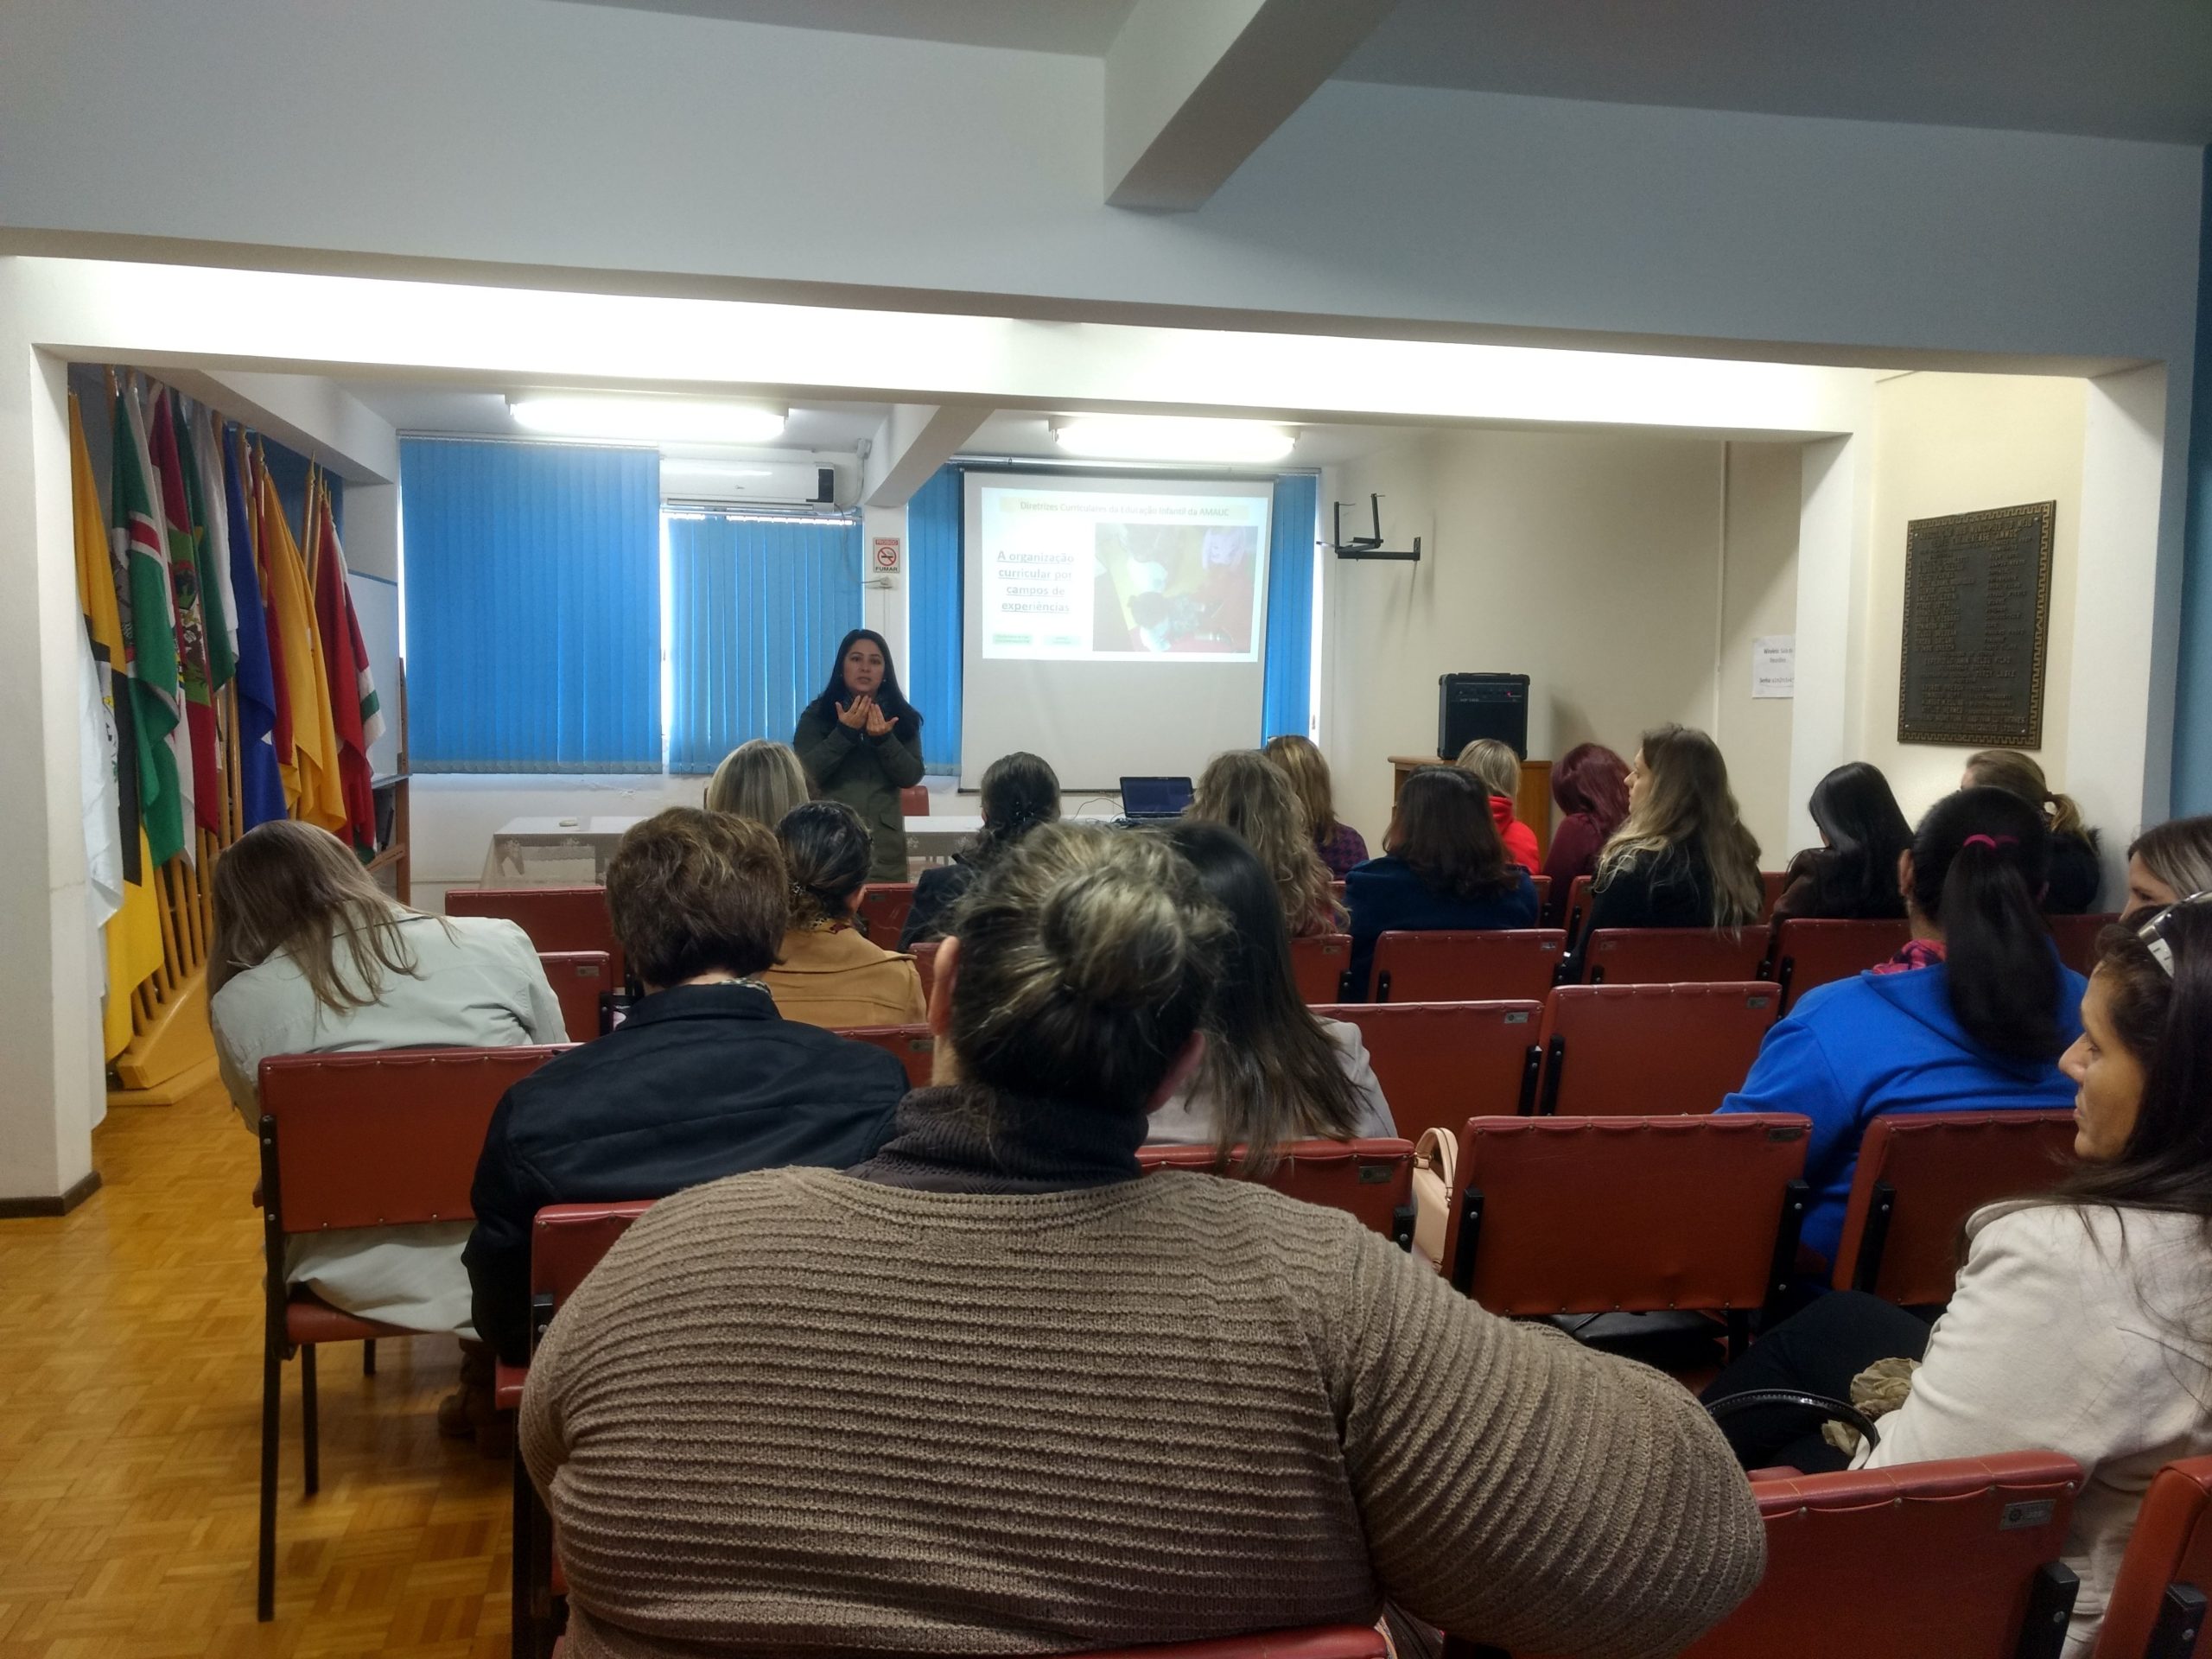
[1438,673,1530,760]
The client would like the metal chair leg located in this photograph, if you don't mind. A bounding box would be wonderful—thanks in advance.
[301,1344,320,1497]
[362,1338,377,1376]
[258,1339,280,1621]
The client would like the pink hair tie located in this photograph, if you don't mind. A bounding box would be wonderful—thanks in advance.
[1962,834,2018,852]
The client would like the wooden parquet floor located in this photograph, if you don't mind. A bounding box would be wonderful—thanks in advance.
[0,1084,510,1658]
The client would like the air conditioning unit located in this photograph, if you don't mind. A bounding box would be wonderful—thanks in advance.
[661,456,847,509]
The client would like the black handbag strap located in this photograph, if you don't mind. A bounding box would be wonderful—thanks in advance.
[1706,1388,1884,1452]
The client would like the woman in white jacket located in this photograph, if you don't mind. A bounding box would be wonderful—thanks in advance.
[1705,894,2212,1656]
[210,821,564,1342]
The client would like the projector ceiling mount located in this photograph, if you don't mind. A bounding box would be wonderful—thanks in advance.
[1332,494,1421,561]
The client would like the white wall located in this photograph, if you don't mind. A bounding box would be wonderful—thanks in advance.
[1715,443,1804,861]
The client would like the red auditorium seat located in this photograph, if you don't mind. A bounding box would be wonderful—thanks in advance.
[1318,1001,1542,1137]
[1137,1139,1415,1245]
[447,886,623,984]
[899,785,930,817]
[911,939,940,1000]
[1535,982,1781,1117]
[1829,1109,2078,1304]
[537,950,611,1043]
[1759,870,1788,922]
[2096,1454,2212,1659]
[1449,1452,2084,1659]
[2048,912,2119,977]
[1441,1114,1809,1359]
[1528,874,1551,916]
[255,1046,564,1622]
[1765,917,1912,1010]
[1370,930,1567,1002]
[839,1023,937,1089]
[1562,874,1594,942]
[858,882,918,944]
[1290,933,1357,1003]
[1576,925,1770,986]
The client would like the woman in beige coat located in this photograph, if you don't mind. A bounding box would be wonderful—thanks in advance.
[760,801,927,1030]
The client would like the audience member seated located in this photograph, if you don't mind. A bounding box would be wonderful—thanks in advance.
[1965,748,2103,913]
[519,822,1764,1659]
[2122,813,2212,922]
[210,818,563,1338]
[466,808,906,1367]
[1704,896,2212,1656]
[1456,737,1539,870]
[899,750,1058,948]
[1265,733,1369,877]
[1717,787,2086,1274]
[703,736,810,826]
[1188,748,1341,938]
[1540,741,1630,922]
[1579,724,1764,945]
[760,801,930,1029]
[1146,820,1395,1155]
[1772,761,1912,921]
[1344,766,1541,999]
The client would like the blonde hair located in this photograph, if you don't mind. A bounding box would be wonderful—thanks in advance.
[210,820,429,1014]
[705,739,810,826]
[1189,750,1342,935]
[945,823,1228,1116]
[1966,750,2088,838]
[1455,738,1521,801]
[1598,724,1764,926]
[1262,734,1339,843]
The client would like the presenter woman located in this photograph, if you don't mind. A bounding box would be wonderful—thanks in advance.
[793,628,926,881]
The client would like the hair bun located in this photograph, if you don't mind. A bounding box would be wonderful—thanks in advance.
[1037,863,1189,1010]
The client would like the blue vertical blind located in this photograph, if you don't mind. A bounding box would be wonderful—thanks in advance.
[1262,473,1319,741]
[403,439,661,772]
[906,466,963,772]
[667,512,862,773]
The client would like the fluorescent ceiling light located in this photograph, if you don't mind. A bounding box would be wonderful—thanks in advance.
[508,392,786,444]
[1051,416,1296,464]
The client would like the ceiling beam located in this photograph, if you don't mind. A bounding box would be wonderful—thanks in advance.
[1103,0,1401,212]
[861,402,991,507]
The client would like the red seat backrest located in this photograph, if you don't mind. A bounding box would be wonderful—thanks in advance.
[1291,933,1356,1003]
[448,886,623,983]
[2048,912,2120,978]
[1759,870,1788,923]
[899,785,930,817]
[1578,926,1771,986]
[2096,1455,2212,1659]
[530,1199,654,1311]
[859,883,918,946]
[1529,874,1552,915]
[260,1048,564,1234]
[1137,1139,1415,1240]
[538,950,611,1044]
[1769,917,1913,1010]
[1830,1109,2080,1304]
[1563,874,1595,941]
[1371,930,1567,1002]
[1317,1001,1541,1138]
[1679,1452,2083,1659]
[839,1023,937,1089]
[1536,982,1781,1117]
[1445,1113,1808,1316]
[1087,1629,1387,1659]
[911,939,940,1000]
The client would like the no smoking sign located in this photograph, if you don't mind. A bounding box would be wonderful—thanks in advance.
[871,537,901,572]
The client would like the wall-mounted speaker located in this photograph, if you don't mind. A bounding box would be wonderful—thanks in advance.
[1438,673,1530,760]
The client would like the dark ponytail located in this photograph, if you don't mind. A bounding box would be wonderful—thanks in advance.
[1910,786,2061,1063]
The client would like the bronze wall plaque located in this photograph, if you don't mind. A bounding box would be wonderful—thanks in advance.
[1898,501,2056,748]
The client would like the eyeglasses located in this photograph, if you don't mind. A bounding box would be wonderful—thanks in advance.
[2136,892,2212,978]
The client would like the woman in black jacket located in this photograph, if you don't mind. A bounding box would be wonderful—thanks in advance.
[1772,761,1912,921]
[899,752,1059,949]
[1964,749,2102,914]
[1580,724,1764,941]
[792,629,926,881]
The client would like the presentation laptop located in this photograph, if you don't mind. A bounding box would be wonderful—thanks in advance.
[1119,776,1194,822]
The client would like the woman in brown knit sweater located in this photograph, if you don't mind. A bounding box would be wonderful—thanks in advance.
[523,824,1765,1659]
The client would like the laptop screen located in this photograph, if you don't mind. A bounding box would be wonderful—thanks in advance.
[1120,776,1194,818]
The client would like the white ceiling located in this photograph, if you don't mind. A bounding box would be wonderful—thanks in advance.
[547,0,2212,143]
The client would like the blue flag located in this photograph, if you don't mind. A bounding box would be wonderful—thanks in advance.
[224,424,287,830]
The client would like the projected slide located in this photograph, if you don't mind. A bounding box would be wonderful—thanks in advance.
[977,482,1270,661]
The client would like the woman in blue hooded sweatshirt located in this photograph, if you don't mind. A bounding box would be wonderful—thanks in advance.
[1718,785,2087,1275]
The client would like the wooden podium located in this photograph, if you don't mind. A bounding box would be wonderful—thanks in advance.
[1387,754,1554,858]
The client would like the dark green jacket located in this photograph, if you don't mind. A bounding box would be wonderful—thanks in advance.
[792,707,925,880]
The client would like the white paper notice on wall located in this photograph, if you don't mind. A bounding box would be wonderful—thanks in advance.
[1751,634,1796,700]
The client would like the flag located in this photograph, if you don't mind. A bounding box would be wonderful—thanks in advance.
[178,401,236,693]
[194,404,240,680]
[111,383,186,868]
[308,480,380,855]
[257,454,346,831]
[73,393,164,1058]
[223,426,287,830]
[149,388,220,835]
[249,445,295,801]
